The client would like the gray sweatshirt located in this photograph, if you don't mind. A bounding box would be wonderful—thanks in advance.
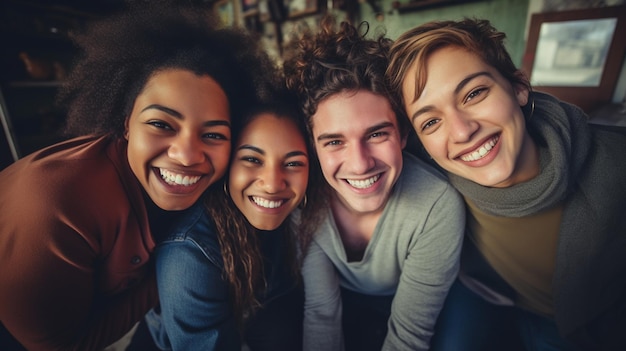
[301,153,465,351]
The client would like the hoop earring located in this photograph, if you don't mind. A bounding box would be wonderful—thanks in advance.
[223,181,229,197]
[299,194,308,209]
[523,89,535,122]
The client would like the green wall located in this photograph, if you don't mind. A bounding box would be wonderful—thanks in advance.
[358,0,530,67]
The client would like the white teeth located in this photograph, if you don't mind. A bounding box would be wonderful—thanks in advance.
[460,137,498,162]
[346,174,380,189]
[252,196,284,209]
[159,169,201,186]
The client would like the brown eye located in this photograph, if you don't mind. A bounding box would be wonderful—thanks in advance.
[422,118,440,131]
[466,88,486,102]
[147,120,173,130]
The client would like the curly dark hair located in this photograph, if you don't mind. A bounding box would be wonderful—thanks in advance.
[204,85,326,327]
[58,0,279,139]
[283,15,411,141]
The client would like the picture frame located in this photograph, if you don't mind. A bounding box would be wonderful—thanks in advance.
[521,5,626,112]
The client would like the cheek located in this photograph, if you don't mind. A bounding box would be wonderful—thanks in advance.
[294,173,309,196]
[228,165,248,192]
[210,145,232,176]
[126,136,152,168]
[318,156,337,181]
[422,137,451,165]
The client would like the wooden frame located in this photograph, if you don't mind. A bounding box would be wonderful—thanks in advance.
[522,5,626,112]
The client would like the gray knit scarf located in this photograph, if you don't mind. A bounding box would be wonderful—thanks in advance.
[448,91,591,217]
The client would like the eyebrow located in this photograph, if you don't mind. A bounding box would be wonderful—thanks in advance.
[410,71,494,123]
[237,145,264,155]
[236,145,308,158]
[316,121,395,142]
[141,104,231,128]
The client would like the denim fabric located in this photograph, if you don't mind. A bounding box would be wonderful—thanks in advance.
[430,280,576,351]
[146,201,301,351]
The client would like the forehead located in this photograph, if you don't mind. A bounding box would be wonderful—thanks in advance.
[237,113,306,152]
[403,46,491,100]
[312,90,398,135]
[136,69,230,116]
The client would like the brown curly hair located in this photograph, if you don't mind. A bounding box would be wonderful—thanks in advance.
[283,15,411,142]
[283,16,410,247]
[58,0,278,140]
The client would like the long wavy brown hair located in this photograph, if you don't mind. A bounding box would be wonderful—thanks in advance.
[203,92,327,328]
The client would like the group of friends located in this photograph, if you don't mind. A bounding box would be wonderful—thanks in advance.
[0,2,625,351]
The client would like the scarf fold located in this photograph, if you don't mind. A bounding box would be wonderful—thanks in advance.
[448,91,591,217]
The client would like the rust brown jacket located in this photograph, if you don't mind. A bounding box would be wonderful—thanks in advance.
[0,135,158,350]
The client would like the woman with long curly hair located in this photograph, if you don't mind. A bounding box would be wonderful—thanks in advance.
[138,89,325,351]
[0,2,276,350]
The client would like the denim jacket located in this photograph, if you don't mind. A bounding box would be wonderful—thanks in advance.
[146,201,299,351]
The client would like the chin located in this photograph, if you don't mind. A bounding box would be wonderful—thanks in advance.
[252,222,282,231]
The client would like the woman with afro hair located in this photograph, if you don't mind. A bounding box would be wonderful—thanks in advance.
[0,1,278,350]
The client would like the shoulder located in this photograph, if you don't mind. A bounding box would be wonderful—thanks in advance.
[0,135,135,224]
[581,124,626,204]
[395,152,462,207]
[159,203,222,264]
[589,124,626,150]
[400,152,448,184]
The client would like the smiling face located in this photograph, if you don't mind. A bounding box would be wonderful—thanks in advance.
[311,90,406,216]
[125,69,231,211]
[228,113,309,231]
[402,46,538,188]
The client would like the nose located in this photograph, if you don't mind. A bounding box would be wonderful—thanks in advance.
[259,164,287,193]
[448,109,479,143]
[346,142,375,174]
[168,135,206,166]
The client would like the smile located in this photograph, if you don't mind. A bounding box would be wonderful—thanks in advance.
[346,174,380,189]
[251,196,285,209]
[460,136,499,162]
[159,168,201,186]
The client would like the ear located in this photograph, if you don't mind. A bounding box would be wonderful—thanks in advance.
[515,84,530,108]
[123,116,130,140]
[513,71,530,107]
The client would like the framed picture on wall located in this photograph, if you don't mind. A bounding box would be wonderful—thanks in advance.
[522,5,626,112]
